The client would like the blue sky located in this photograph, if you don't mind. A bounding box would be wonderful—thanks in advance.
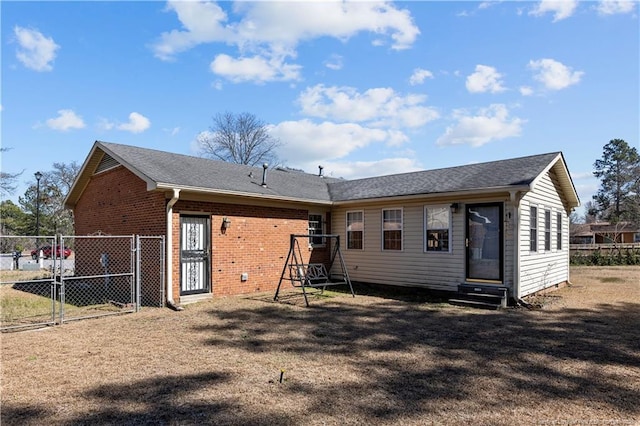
[2,1,638,217]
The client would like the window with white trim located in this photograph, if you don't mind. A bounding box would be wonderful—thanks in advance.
[556,212,562,250]
[382,208,403,251]
[544,209,551,251]
[530,206,538,252]
[346,211,364,250]
[425,206,450,252]
[308,214,324,246]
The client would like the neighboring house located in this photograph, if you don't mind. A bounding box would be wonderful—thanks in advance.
[65,141,580,306]
[570,222,640,245]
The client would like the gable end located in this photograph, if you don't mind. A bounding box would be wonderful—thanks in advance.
[95,153,120,174]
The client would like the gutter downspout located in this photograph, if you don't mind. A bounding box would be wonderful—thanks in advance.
[510,190,522,304]
[166,189,183,311]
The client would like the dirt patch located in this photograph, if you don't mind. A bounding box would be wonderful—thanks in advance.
[2,266,639,425]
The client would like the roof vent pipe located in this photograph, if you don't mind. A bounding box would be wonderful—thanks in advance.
[318,165,324,177]
[261,163,268,187]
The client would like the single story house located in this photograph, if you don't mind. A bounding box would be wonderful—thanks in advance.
[65,141,580,307]
[570,222,640,245]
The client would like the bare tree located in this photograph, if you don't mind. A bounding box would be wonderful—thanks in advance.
[0,148,23,197]
[197,112,281,166]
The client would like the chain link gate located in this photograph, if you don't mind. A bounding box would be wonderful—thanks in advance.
[137,235,165,308]
[0,235,59,331]
[1,234,165,331]
[58,235,137,323]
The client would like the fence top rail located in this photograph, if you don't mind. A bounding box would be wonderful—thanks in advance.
[0,235,56,239]
[61,235,136,239]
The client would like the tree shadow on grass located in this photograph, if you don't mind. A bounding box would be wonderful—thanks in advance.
[1,372,283,426]
[193,297,640,422]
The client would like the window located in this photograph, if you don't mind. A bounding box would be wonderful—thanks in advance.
[346,211,364,250]
[544,210,551,251]
[530,206,538,252]
[382,209,403,250]
[425,206,450,252]
[308,214,324,246]
[556,212,562,250]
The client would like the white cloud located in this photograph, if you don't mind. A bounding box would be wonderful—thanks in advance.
[409,68,434,86]
[152,1,232,61]
[519,86,534,96]
[436,104,525,147]
[97,117,115,131]
[529,0,578,21]
[270,119,389,160]
[298,84,439,128]
[163,127,180,136]
[232,1,419,50]
[153,1,419,83]
[528,58,584,90]
[117,112,151,133]
[596,0,636,15]
[466,65,506,94]
[318,157,423,180]
[268,119,421,178]
[46,109,85,131]
[14,26,60,72]
[210,53,302,83]
[324,54,343,71]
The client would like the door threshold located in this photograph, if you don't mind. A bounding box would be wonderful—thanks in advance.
[465,279,503,285]
[180,293,213,305]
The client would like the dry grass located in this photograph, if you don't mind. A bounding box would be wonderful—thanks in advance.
[1,266,639,425]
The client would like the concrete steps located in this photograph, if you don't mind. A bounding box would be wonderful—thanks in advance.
[449,284,508,310]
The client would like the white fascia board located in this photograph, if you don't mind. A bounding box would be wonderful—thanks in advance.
[332,185,532,206]
[154,183,333,206]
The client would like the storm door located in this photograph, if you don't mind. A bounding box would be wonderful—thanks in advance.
[466,203,503,282]
[180,215,211,295]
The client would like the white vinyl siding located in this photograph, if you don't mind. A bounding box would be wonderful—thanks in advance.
[332,199,472,292]
[519,169,570,297]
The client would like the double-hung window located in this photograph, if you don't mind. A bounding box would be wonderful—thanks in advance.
[530,206,538,252]
[346,211,364,250]
[556,212,562,250]
[308,214,324,246]
[544,210,551,251]
[382,209,403,251]
[425,206,450,252]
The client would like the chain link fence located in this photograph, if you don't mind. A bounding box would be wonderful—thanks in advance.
[1,234,164,331]
[59,235,137,323]
[0,236,59,330]
[138,236,165,308]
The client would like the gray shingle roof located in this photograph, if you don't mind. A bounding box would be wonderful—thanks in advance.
[327,152,561,201]
[92,142,565,205]
[98,141,339,203]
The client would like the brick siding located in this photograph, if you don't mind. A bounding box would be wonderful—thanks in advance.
[74,166,165,236]
[172,200,317,300]
[74,165,331,303]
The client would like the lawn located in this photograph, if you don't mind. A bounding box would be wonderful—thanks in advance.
[1,266,639,425]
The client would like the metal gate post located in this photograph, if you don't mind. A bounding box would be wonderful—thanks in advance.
[136,236,141,312]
